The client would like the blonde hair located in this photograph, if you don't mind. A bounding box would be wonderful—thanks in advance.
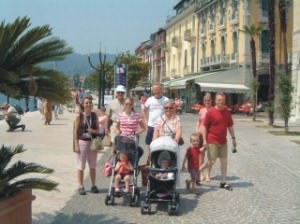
[190,132,203,146]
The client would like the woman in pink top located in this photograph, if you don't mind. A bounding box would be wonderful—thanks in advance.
[116,97,145,138]
[196,93,213,182]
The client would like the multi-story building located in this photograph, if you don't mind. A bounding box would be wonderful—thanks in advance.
[135,40,153,94]
[291,0,300,121]
[151,28,167,83]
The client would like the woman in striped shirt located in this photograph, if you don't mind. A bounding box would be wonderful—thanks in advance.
[116,97,145,138]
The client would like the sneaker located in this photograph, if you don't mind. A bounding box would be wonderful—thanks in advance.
[91,186,99,193]
[78,187,86,195]
[220,182,233,191]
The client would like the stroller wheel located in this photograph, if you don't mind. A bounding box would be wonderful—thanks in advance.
[140,200,151,215]
[167,202,178,216]
[130,194,140,207]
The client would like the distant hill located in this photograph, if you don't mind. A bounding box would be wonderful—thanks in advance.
[41,53,116,76]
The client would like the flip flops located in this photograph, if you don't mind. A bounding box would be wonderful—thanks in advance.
[220,182,233,191]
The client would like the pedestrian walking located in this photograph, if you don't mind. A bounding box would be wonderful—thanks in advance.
[143,83,169,147]
[196,93,213,182]
[74,96,100,195]
[202,92,237,190]
[181,132,205,195]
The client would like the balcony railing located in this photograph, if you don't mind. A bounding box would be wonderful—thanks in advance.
[171,36,181,48]
[208,23,215,34]
[231,13,238,25]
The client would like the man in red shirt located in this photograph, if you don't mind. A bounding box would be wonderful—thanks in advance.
[203,92,237,190]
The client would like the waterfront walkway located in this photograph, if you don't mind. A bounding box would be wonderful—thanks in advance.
[1,110,299,224]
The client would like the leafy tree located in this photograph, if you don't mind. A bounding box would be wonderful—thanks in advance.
[278,72,293,133]
[0,16,72,102]
[240,24,262,121]
[85,52,149,92]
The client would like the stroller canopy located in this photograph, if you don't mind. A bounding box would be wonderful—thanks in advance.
[150,136,178,154]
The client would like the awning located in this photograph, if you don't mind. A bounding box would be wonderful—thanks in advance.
[196,82,250,93]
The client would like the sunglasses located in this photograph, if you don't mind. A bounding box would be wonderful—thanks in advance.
[164,106,173,110]
[117,92,124,94]
[125,103,132,105]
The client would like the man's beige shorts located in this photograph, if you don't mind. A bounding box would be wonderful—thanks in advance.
[207,144,228,160]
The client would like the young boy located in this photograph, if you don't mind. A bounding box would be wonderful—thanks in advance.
[181,132,205,194]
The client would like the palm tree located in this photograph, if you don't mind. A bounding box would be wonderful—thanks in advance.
[0,16,72,101]
[0,144,58,198]
[240,24,262,121]
[268,0,276,125]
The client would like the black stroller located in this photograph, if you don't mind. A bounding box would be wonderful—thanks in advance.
[105,135,143,206]
[141,136,180,215]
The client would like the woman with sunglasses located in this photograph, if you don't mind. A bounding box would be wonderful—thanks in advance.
[74,96,100,195]
[153,100,182,144]
[116,97,146,159]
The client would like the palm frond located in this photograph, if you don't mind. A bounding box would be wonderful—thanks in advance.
[0,145,25,172]
[3,161,54,181]
[1,178,58,198]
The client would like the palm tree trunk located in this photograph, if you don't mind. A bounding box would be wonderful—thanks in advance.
[268,0,276,125]
[251,38,257,121]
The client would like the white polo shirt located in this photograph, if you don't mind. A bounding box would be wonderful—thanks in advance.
[144,95,169,127]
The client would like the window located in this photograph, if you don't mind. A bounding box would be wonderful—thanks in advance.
[233,32,238,53]
[221,36,226,55]
[261,30,269,53]
[184,49,188,67]
[191,47,195,72]
[192,16,195,31]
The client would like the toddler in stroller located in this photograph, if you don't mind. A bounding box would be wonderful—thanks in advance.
[105,135,142,206]
[141,136,180,215]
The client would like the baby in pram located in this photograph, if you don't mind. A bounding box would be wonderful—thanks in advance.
[114,152,133,193]
[155,150,175,180]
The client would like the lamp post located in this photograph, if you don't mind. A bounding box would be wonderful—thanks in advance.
[88,52,106,108]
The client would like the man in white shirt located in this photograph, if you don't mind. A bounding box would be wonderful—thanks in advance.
[107,85,126,147]
[1,103,25,132]
[143,83,168,146]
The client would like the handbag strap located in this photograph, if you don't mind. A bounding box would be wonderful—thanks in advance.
[160,115,174,135]
[83,113,93,140]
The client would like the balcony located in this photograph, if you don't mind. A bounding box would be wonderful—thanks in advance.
[230,13,238,25]
[171,68,177,77]
[219,17,226,30]
[183,65,190,75]
[200,28,206,38]
[259,52,270,66]
[171,36,182,48]
[230,52,237,63]
[184,29,196,42]
[208,23,215,34]
[258,10,268,23]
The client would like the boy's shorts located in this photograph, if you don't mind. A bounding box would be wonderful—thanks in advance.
[188,169,199,181]
[207,144,228,160]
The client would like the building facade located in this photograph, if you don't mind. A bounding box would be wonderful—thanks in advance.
[291,0,300,121]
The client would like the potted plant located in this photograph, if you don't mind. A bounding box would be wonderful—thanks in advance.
[0,144,58,224]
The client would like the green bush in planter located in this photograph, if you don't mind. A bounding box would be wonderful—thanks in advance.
[0,144,58,198]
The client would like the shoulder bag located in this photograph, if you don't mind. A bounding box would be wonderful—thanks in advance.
[160,115,184,146]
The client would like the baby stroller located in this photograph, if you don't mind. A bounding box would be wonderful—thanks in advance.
[105,135,143,206]
[141,136,180,215]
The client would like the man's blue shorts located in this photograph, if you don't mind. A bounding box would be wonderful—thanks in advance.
[145,126,155,145]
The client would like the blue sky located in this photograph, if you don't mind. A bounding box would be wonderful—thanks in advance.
[0,0,178,54]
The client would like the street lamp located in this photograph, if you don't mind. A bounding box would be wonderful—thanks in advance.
[88,52,106,108]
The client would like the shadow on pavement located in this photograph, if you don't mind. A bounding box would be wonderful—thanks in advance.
[34,212,133,224]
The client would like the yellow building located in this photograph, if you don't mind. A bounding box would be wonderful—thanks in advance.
[161,0,293,111]
[291,0,300,121]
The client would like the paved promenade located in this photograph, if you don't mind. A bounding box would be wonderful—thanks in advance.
[1,110,300,224]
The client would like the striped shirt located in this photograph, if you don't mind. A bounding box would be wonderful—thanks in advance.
[116,112,141,137]
[155,114,181,138]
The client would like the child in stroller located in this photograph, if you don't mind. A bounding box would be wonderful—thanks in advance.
[105,135,141,206]
[114,152,133,193]
[141,136,180,215]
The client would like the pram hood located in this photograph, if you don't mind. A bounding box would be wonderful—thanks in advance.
[150,136,178,154]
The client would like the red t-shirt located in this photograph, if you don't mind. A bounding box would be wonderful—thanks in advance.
[203,107,233,144]
[185,146,201,170]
